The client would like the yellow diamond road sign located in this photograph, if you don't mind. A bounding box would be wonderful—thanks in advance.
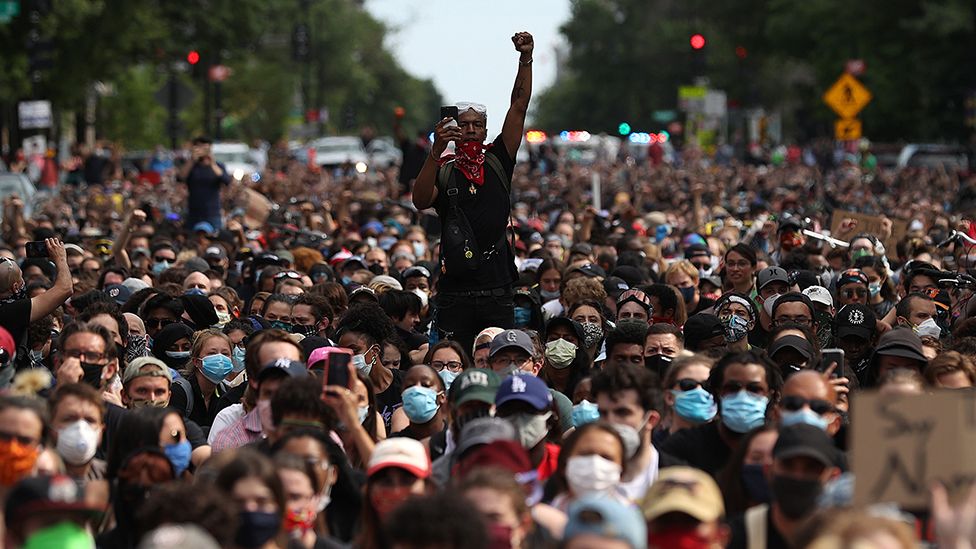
[823,73,872,119]
[835,118,862,141]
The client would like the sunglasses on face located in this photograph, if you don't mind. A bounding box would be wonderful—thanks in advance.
[675,378,705,391]
[145,318,176,329]
[781,395,834,415]
[721,380,767,396]
[153,256,175,263]
[841,288,868,298]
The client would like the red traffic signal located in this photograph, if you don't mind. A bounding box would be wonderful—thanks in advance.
[690,34,706,50]
[186,50,200,65]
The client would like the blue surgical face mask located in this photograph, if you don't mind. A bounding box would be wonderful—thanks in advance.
[152,261,171,275]
[412,242,426,258]
[163,440,192,477]
[184,288,207,297]
[780,408,829,431]
[514,306,532,327]
[539,289,560,302]
[720,390,769,433]
[165,350,191,360]
[231,346,247,373]
[341,276,352,286]
[571,399,600,428]
[671,387,717,424]
[200,353,233,384]
[438,369,458,391]
[868,282,881,298]
[353,345,376,376]
[401,385,440,424]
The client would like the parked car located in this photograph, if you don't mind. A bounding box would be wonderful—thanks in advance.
[211,142,259,180]
[311,136,369,170]
[0,172,37,217]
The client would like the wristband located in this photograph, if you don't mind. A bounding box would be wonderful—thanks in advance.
[519,58,533,66]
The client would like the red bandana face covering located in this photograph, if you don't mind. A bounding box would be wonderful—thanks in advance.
[448,141,492,185]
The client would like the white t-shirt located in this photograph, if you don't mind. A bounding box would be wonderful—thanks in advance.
[208,403,245,445]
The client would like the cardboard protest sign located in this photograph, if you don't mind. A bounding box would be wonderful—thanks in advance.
[851,390,976,510]
[829,210,907,260]
[242,187,273,229]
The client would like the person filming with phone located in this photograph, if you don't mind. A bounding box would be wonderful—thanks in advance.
[0,238,73,387]
[178,135,231,231]
[412,31,534,354]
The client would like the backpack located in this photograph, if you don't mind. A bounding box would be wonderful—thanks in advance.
[435,154,512,275]
[171,373,194,418]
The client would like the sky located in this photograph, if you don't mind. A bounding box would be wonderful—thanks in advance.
[364,0,571,136]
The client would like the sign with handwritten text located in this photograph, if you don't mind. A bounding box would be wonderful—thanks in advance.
[852,390,976,509]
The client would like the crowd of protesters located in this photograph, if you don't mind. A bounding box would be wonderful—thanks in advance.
[4,31,976,549]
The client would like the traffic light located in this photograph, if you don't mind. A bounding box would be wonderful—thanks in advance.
[618,122,631,135]
[690,34,706,50]
[735,46,748,59]
[187,50,200,65]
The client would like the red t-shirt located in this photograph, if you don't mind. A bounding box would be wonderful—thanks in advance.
[536,443,561,482]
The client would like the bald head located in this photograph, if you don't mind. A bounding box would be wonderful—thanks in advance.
[782,370,836,404]
[0,261,23,296]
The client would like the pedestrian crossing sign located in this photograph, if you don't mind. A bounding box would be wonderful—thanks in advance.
[824,73,872,119]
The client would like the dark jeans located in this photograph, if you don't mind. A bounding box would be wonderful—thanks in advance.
[434,287,514,359]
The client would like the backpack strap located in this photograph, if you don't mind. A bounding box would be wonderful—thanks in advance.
[172,376,194,419]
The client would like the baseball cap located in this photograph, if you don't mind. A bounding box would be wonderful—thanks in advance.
[545,317,585,345]
[767,335,814,362]
[873,328,927,363]
[203,246,227,260]
[757,266,791,290]
[103,284,133,306]
[495,374,553,411]
[449,368,501,406]
[456,417,516,457]
[488,329,535,358]
[402,265,431,280]
[793,270,824,291]
[564,495,647,549]
[682,314,724,351]
[473,327,505,356]
[307,347,346,370]
[569,263,607,279]
[370,275,402,291]
[4,475,103,525]
[256,358,309,382]
[641,466,725,523]
[341,256,367,272]
[773,424,836,468]
[367,438,431,479]
[121,277,151,294]
[802,285,833,308]
[456,440,534,480]
[834,304,876,340]
[611,266,644,288]
[685,243,711,259]
[192,221,215,235]
[348,286,378,302]
[569,242,594,257]
[836,268,869,288]
[123,357,173,385]
[603,276,630,300]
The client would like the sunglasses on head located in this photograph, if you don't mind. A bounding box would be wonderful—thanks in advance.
[273,270,303,281]
[781,395,834,415]
[617,289,652,309]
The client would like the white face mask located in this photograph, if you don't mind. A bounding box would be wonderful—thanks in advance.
[915,317,941,339]
[412,288,429,309]
[565,454,622,496]
[56,420,101,466]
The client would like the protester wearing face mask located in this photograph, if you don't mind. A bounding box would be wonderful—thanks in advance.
[262,294,296,333]
[461,467,544,549]
[539,317,590,398]
[214,450,287,549]
[656,355,716,445]
[774,371,843,441]
[4,474,104,549]
[169,329,235,430]
[429,368,502,484]
[683,314,728,353]
[895,292,939,335]
[755,267,792,346]
[591,363,682,501]
[494,374,561,482]
[211,330,304,452]
[616,288,653,324]
[644,323,683,378]
[423,341,469,394]
[863,327,929,388]
[715,293,758,353]
[49,383,105,484]
[488,329,541,377]
[642,466,731,549]
[661,351,783,476]
[54,321,122,402]
[727,424,841,549]
[766,326,818,379]
[833,303,877,385]
[275,452,333,548]
[358,438,433,549]
[667,259,712,315]
[335,303,404,432]
[715,425,778,516]
[535,258,564,308]
[472,327,504,369]
[151,322,194,372]
[290,294,334,342]
[854,255,897,319]
[568,300,607,361]
[0,395,48,489]
[800,285,836,350]
[389,364,448,451]
[210,287,242,328]
[379,290,429,366]
[140,293,184,339]
[548,421,628,510]
[835,269,870,307]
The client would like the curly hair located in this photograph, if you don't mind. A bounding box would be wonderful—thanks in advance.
[335,302,397,347]
[561,277,607,311]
